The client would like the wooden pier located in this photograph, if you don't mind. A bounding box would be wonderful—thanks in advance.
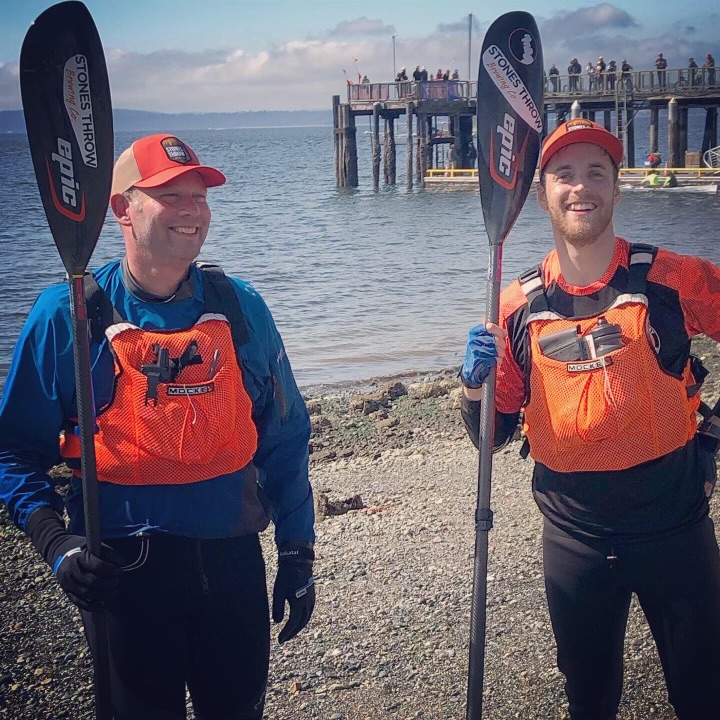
[333,68,720,188]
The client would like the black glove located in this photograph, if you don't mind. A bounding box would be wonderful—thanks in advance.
[27,507,123,612]
[272,543,315,644]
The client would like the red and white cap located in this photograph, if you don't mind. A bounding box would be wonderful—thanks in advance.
[111,134,226,195]
[540,119,624,172]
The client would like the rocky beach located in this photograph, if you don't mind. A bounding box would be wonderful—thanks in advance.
[2,336,720,720]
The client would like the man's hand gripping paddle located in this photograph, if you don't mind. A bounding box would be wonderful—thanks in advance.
[20,3,114,717]
[466,13,544,720]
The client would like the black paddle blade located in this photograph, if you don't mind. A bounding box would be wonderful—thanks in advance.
[20,1,113,276]
[476,12,544,246]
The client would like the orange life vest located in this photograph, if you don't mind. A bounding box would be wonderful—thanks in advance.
[60,271,258,486]
[518,244,701,473]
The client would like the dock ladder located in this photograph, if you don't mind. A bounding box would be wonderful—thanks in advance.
[704,146,720,168]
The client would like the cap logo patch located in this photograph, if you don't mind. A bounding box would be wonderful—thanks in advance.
[566,119,594,132]
[161,137,191,164]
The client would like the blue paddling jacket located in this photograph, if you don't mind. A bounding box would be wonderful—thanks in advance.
[0,260,314,546]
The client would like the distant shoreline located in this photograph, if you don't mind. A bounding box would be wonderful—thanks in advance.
[2,124,334,135]
[0,108,333,134]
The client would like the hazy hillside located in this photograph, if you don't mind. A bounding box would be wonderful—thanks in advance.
[0,108,333,133]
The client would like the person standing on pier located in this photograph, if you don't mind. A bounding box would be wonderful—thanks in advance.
[606,60,617,91]
[655,52,668,88]
[704,53,716,87]
[459,119,720,720]
[0,134,316,719]
[568,58,582,93]
[594,56,606,92]
[586,61,595,92]
[549,64,560,93]
[621,59,633,91]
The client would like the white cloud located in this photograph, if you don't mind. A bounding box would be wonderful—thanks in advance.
[541,2,638,44]
[435,16,483,34]
[327,17,396,38]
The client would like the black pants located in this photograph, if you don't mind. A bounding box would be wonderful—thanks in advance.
[543,517,720,720]
[82,534,270,720]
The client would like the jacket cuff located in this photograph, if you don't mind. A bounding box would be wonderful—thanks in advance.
[278,542,315,562]
[26,506,68,566]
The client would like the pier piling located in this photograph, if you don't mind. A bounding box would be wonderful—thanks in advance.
[372,103,381,190]
[702,107,718,158]
[668,98,680,168]
[406,103,414,191]
[679,106,688,163]
[340,104,358,187]
[384,116,396,185]
[332,95,340,186]
[626,109,636,168]
[649,107,659,154]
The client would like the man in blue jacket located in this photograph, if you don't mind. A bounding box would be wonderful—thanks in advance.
[0,134,315,720]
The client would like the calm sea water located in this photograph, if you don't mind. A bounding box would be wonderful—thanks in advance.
[1,116,719,392]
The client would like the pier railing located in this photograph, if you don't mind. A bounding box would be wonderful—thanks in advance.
[348,80,477,104]
[546,67,718,97]
[348,67,717,105]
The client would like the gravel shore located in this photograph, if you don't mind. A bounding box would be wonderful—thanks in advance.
[2,337,720,719]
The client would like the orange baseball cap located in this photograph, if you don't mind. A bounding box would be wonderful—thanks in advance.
[111,134,226,195]
[540,119,624,171]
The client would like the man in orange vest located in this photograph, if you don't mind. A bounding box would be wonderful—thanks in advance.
[460,119,720,719]
[0,135,315,719]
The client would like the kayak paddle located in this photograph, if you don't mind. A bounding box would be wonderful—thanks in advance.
[20,2,114,717]
[466,12,544,720]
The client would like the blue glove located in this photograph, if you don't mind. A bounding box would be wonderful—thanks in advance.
[460,324,498,388]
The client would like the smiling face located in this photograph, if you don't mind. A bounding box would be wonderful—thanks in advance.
[120,171,211,267]
[537,142,620,248]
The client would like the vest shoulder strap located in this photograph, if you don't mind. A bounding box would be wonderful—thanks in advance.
[196,263,250,347]
[518,264,548,314]
[84,274,123,344]
[627,243,657,294]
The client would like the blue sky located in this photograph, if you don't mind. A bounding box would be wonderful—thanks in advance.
[1,1,718,111]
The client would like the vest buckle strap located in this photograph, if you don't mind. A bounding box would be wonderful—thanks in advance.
[140,342,203,405]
